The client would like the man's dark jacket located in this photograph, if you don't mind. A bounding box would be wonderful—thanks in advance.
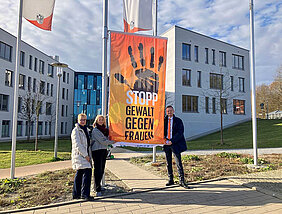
[164,115,187,154]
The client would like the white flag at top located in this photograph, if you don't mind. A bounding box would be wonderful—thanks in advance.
[123,0,153,33]
[23,0,56,31]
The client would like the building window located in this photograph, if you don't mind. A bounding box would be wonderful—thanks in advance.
[220,98,227,114]
[182,43,191,61]
[67,73,69,84]
[17,121,23,136]
[38,121,43,135]
[45,121,48,135]
[19,74,25,89]
[2,120,10,137]
[61,122,64,134]
[27,77,31,91]
[66,105,68,117]
[210,73,223,90]
[38,101,43,114]
[49,122,51,135]
[63,71,66,82]
[40,81,45,94]
[25,121,33,136]
[212,98,216,114]
[205,48,209,64]
[5,70,12,87]
[61,105,64,117]
[50,84,53,96]
[232,54,244,70]
[197,71,201,88]
[18,97,22,113]
[46,102,52,115]
[230,76,234,91]
[233,99,245,115]
[194,46,198,62]
[182,69,191,86]
[29,55,33,69]
[212,49,215,65]
[33,78,36,92]
[205,97,209,113]
[62,88,65,99]
[182,95,198,113]
[0,94,9,111]
[20,51,25,66]
[39,60,44,74]
[34,57,38,71]
[239,77,245,92]
[0,41,12,61]
[66,89,69,100]
[219,51,226,67]
[65,122,67,134]
[46,83,50,95]
[48,64,54,77]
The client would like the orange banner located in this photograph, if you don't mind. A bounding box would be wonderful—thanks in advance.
[109,32,167,145]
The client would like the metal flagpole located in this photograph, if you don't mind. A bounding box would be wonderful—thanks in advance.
[152,0,158,163]
[249,0,258,165]
[10,0,23,179]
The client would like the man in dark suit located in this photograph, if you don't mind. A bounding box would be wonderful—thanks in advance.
[163,105,190,189]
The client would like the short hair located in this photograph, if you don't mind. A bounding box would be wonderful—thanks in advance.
[166,105,174,110]
[93,115,106,127]
[78,113,87,120]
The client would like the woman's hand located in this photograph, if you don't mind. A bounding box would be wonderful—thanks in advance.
[85,156,91,162]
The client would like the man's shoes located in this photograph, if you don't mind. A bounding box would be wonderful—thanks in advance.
[72,196,80,200]
[179,181,191,189]
[96,192,102,197]
[81,196,94,201]
[166,180,174,186]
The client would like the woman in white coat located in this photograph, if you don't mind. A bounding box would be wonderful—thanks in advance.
[71,113,93,200]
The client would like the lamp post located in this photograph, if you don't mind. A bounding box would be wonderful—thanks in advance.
[51,62,68,159]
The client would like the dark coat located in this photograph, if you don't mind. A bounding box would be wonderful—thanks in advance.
[164,115,187,154]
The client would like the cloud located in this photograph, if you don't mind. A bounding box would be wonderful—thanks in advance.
[0,0,281,84]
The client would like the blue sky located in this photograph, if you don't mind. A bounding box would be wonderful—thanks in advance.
[0,0,281,85]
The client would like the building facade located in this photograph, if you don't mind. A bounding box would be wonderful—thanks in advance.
[74,72,102,125]
[161,26,251,139]
[0,28,74,142]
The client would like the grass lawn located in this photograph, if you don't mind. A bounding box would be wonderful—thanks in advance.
[0,138,72,169]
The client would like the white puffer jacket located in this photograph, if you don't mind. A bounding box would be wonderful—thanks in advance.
[71,123,92,170]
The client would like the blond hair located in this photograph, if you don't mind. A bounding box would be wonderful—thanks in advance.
[78,113,87,121]
[93,115,106,128]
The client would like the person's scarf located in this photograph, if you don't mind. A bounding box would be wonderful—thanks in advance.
[96,123,109,137]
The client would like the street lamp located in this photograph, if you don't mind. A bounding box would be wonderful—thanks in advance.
[51,62,68,159]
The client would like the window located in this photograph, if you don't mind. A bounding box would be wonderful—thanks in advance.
[197,71,201,88]
[48,64,54,77]
[212,49,215,65]
[49,122,51,135]
[18,97,22,113]
[39,60,44,74]
[233,99,245,115]
[46,102,52,115]
[63,71,66,82]
[230,76,234,91]
[28,77,32,91]
[38,122,43,135]
[205,97,209,113]
[182,69,191,86]
[182,43,191,61]
[17,121,23,136]
[232,54,244,70]
[62,88,65,99]
[220,98,227,114]
[40,81,45,94]
[61,105,65,117]
[219,51,226,67]
[34,57,38,71]
[5,70,12,86]
[20,51,25,66]
[239,77,245,92]
[2,120,10,137]
[66,105,68,117]
[0,94,9,111]
[33,78,36,92]
[65,122,67,134]
[67,73,69,84]
[212,98,216,114]
[182,95,198,113]
[25,121,33,136]
[205,48,209,64]
[210,73,223,89]
[46,83,50,95]
[19,74,25,89]
[38,101,43,114]
[66,89,69,100]
[50,84,53,96]
[45,121,48,135]
[61,122,64,134]
[194,46,198,62]
[0,41,12,61]
[29,55,33,69]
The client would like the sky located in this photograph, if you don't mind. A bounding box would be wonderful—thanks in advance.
[0,0,281,85]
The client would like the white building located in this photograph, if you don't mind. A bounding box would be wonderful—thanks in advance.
[161,26,251,139]
[0,28,74,142]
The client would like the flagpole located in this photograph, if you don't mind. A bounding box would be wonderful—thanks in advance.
[152,0,158,163]
[10,0,23,179]
[249,0,258,165]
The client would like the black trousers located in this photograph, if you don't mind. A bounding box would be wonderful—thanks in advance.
[92,149,107,192]
[72,168,92,198]
[164,145,185,181]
